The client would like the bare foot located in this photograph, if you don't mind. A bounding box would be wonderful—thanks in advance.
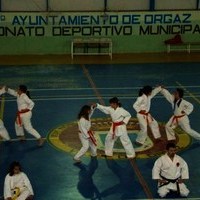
[134,141,143,146]
[73,158,81,163]
[37,138,45,147]
[18,136,26,141]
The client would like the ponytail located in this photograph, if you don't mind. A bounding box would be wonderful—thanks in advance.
[19,85,31,98]
[138,89,143,96]
[140,85,152,96]
[26,90,31,98]
[78,105,91,120]
[109,97,122,107]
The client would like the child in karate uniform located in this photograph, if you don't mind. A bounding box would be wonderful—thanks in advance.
[74,105,97,163]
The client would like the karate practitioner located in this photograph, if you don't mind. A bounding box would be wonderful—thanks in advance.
[6,85,44,146]
[0,86,10,141]
[4,161,34,200]
[152,142,189,198]
[161,87,200,141]
[133,86,162,145]
[94,97,135,158]
[74,105,97,163]
[0,119,10,141]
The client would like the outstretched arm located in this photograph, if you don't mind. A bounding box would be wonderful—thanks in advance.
[161,88,174,104]
[150,86,162,98]
[89,105,95,119]
[96,103,111,115]
[0,86,6,95]
[7,87,18,97]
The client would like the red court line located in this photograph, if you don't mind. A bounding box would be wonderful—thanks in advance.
[81,64,154,199]
[129,159,154,199]
[81,64,105,105]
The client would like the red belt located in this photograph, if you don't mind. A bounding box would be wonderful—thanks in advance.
[112,121,124,139]
[16,109,30,126]
[170,114,185,126]
[88,130,97,146]
[139,111,153,124]
[79,130,97,146]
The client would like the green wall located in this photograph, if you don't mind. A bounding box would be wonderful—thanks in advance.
[0,11,199,55]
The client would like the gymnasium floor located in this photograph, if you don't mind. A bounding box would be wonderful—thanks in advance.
[0,55,200,200]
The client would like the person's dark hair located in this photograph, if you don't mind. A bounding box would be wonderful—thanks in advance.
[138,89,144,96]
[19,85,31,98]
[78,105,91,120]
[9,161,22,176]
[109,97,122,107]
[142,85,153,96]
[166,142,176,150]
[176,88,184,98]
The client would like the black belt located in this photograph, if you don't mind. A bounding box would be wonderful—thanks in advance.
[159,174,180,195]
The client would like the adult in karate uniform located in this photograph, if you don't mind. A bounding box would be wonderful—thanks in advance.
[133,86,162,145]
[0,86,10,141]
[152,142,189,198]
[6,85,44,146]
[94,97,135,158]
[74,105,97,163]
[161,87,200,141]
[4,161,34,200]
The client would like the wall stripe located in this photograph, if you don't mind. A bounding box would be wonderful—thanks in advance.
[149,0,155,11]
[197,0,200,9]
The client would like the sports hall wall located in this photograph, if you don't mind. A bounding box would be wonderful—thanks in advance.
[0,0,199,55]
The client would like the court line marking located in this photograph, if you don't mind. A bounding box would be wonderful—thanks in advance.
[0,137,46,142]
[0,95,5,120]
[81,64,105,105]
[122,198,198,200]
[26,85,200,91]
[2,197,199,200]
[3,95,200,102]
[176,81,200,105]
[129,159,154,199]
[0,197,198,200]
[81,64,153,199]
[1,196,199,200]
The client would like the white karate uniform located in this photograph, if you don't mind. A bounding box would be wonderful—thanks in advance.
[0,119,10,141]
[4,172,34,200]
[0,87,10,141]
[7,88,41,139]
[74,108,97,160]
[133,87,161,144]
[161,88,200,141]
[96,104,135,158]
[152,153,189,197]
